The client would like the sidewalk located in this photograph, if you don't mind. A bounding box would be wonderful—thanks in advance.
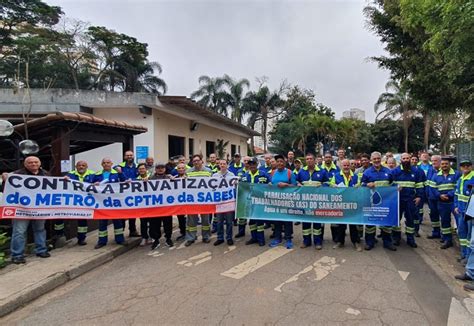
[0,225,141,317]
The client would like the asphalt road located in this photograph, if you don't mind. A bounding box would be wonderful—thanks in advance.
[1,224,471,326]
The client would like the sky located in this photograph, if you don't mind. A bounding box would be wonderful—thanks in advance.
[48,0,390,122]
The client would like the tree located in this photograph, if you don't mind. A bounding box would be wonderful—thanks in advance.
[243,85,283,153]
[191,75,228,115]
[374,79,417,152]
[87,26,167,94]
[222,75,250,124]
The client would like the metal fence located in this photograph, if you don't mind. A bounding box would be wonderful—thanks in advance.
[456,141,474,167]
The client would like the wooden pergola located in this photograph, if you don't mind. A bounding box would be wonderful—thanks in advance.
[0,112,147,175]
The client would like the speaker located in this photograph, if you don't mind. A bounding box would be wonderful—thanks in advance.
[191,121,199,131]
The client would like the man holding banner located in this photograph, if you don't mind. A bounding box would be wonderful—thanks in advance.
[269,154,297,249]
[242,157,270,247]
[296,153,329,250]
[55,160,95,246]
[185,154,213,247]
[5,156,51,264]
[330,159,362,251]
[361,151,396,251]
[92,158,127,249]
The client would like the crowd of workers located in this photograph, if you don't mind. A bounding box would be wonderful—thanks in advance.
[3,148,474,291]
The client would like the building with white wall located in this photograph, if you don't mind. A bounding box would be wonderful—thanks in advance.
[342,108,365,121]
[0,89,259,171]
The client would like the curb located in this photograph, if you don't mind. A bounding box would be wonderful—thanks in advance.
[0,238,140,317]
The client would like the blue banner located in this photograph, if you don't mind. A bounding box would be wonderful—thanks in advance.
[236,183,399,226]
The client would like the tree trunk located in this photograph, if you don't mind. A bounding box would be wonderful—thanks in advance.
[262,106,268,153]
[422,111,432,151]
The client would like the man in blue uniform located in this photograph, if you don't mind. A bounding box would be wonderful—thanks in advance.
[115,150,140,237]
[242,157,271,246]
[433,158,461,249]
[229,153,244,176]
[391,153,425,248]
[426,155,442,239]
[454,159,474,264]
[55,160,95,246]
[296,153,329,250]
[330,159,362,251]
[361,151,397,251]
[321,152,340,241]
[92,157,127,249]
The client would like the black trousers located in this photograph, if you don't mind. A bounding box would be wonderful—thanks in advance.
[177,215,186,235]
[336,224,360,245]
[128,218,137,233]
[140,218,151,239]
[150,216,172,240]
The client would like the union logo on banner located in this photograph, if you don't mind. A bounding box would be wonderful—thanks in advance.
[2,207,16,217]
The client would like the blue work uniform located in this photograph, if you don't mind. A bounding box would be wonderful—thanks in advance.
[54,169,95,243]
[330,171,361,245]
[229,161,244,176]
[92,169,127,246]
[115,161,139,235]
[391,166,425,246]
[413,165,427,234]
[455,171,474,258]
[432,169,460,245]
[361,166,394,249]
[321,162,340,241]
[426,166,441,237]
[241,169,271,245]
[206,163,219,174]
[296,166,329,247]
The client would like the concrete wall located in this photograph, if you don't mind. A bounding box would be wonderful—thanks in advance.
[74,106,249,170]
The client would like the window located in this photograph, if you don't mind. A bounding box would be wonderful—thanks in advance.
[168,135,185,159]
[231,144,236,156]
[206,141,215,158]
[188,138,194,157]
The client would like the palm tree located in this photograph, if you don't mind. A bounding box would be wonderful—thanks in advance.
[121,61,167,94]
[243,86,283,153]
[191,75,228,115]
[222,75,250,124]
[290,113,312,155]
[375,79,417,152]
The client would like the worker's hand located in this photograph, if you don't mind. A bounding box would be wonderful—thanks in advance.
[115,167,122,173]
[454,207,460,215]
[2,172,9,182]
[94,182,100,186]
[63,175,70,180]
[277,182,288,188]
[414,197,421,206]
[367,182,375,188]
[440,194,449,201]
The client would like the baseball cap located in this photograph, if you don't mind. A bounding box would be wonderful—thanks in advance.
[460,159,472,166]
[248,157,258,165]
[295,158,302,164]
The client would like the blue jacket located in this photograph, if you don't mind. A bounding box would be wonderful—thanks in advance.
[432,168,460,203]
[454,171,474,212]
[241,169,271,184]
[259,165,273,174]
[67,169,95,183]
[391,166,425,201]
[425,166,440,200]
[361,166,393,187]
[115,161,138,180]
[330,170,358,187]
[296,166,329,186]
[229,161,244,176]
[91,169,126,184]
[320,162,339,179]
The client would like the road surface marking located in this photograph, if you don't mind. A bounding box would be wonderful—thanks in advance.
[224,246,236,254]
[274,256,341,292]
[398,271,410,281]
[147,251,164,258]
[447,297,474,326]
[177,251,212,267]
[221,246,292,280]
[345,308,361,316]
